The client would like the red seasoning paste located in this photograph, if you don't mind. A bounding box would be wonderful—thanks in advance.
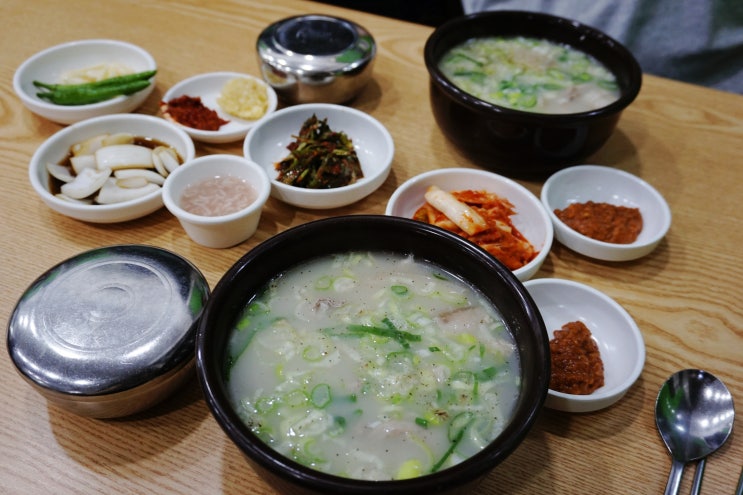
[554,201,642,244]
[162,95,229,131]
[549,321,604,395]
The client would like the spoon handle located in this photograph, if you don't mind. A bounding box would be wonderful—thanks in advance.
[690,458,706,495]
[664,459,685,495]
[735,465,743,495]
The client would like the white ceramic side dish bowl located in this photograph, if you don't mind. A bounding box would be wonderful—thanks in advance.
[385,168,553,281]
[161,72,278,144]
[14,39,157,125]
[162,154,271,248]
[243,103,394,209]
[29,113,195,223]
[523,278,645,413]
[541,165,671,261]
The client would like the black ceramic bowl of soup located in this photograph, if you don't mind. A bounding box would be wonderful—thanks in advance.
[424,10,642,178]
[196,215,549,494]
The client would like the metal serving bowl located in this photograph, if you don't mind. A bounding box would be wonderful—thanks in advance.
[7,245,209,418]
[257,14,376,104]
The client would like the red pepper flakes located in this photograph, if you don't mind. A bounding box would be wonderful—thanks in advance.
[162,95,229,131]
[549,321,605,395]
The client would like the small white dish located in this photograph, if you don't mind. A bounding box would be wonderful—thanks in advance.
[524,278,645,413]
[162,155,271,248]
[14,39,157,125]
[244,103,394,209]
[385,168,553,281]
[29,113,195,223]
[541,165,671,261]
[161,72,278,144]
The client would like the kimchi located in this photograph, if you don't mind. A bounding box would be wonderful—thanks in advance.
[414,187,538,270]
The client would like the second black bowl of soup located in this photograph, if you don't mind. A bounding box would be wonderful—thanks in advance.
[424,10,642,178]
[196,215,549,495]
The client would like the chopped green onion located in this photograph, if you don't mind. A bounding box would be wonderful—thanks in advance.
[315,276,333,289]
[415,417,429,428]
[310,384,332,409]
[302,345,325,362]
[391,285,409,296]
[431,412,474,472]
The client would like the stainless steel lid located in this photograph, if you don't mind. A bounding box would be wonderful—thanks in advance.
[257,14,376,104]
[7,245,210,397]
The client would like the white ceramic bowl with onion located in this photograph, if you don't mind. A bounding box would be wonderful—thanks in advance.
[385,168,553,282]
[29,113,195,223]
[243,103,394,209]
[14,39,157,125]
[523,278,645,413]
[162,155,271,248]
[541,165,671,261]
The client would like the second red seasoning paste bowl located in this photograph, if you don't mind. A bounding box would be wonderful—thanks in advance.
[541,165,671,261]
[385,168,553,281]
[524,277,646,413]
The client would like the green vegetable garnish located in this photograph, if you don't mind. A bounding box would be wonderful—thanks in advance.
[33,70,156,105]
[274,114,364,189]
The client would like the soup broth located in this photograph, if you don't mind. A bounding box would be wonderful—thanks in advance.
[226,251,521,480]
[439,36,620,114]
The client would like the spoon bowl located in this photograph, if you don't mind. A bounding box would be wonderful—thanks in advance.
[655,369,735,495]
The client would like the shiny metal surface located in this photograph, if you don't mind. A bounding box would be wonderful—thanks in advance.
[7,245,209,417]
[257,14,376,104]
[655,369,735,495]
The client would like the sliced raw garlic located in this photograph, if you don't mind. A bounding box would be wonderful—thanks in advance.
[46,162,75,183]
[60,167,112,199]
[95,178,160,204]
[95,144,154,170]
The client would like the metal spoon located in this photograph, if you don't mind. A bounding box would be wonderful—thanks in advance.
[655,369,735,495]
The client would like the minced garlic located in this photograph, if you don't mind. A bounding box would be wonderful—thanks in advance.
[217,77,268,120]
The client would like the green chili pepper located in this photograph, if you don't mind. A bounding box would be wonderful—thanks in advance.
[33,70,156,106]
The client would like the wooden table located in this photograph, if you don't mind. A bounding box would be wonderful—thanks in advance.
[2,1,741,493]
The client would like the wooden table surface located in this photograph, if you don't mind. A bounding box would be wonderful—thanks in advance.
[2,1,741,493]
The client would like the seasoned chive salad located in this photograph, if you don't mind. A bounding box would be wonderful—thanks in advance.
[226,251,520,481]
[439,36,620,114]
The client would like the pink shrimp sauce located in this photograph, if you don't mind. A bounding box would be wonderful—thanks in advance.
[179,175,257,217]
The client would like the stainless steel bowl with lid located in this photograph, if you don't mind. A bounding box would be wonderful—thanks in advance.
[257,14,376,104]
[7,245,210,418]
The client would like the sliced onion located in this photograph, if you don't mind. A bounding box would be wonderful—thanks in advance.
[96,179,160,204]
[114,168,166,185]
[72,134,108,156]
[70,154,96,175]
[101,133,135,146]
[46,162,75,183]
[95,144,154,170]
[55,193,93,204]
[60,167,112,199]
[153,146,180,173]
